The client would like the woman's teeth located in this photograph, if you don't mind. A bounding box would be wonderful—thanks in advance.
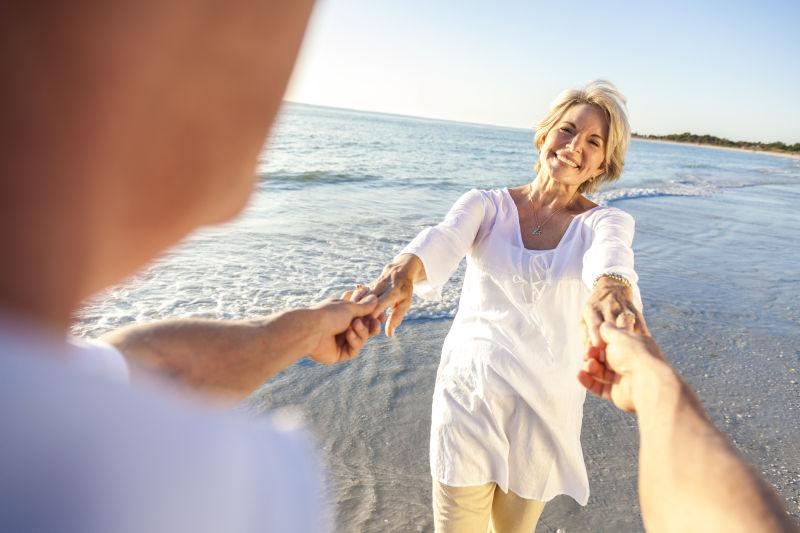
[556,153,579,168]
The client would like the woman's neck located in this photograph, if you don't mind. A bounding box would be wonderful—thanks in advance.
[528,171,580,209]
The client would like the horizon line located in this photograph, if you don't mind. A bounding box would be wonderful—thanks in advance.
[282,100,532,133]
[281,100,799,145]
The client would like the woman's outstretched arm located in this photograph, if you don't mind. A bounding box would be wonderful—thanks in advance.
[581,208,647,355]
[356,188,490,336]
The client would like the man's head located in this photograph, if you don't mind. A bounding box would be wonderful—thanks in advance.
[0,2,314,325]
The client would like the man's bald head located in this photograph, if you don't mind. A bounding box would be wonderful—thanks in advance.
[0,1,314,327]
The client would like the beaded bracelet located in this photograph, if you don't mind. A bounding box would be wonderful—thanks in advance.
[593,272,632,288]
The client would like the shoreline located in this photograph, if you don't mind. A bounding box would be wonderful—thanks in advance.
[633,137,800,160]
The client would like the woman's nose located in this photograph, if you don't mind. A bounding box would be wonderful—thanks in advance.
[567,134,584,152]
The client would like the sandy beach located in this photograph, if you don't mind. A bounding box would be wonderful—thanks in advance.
[634,137,800,160]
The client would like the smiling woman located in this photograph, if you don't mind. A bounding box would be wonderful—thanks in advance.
[354,80,646,532]
[534,80,631,195]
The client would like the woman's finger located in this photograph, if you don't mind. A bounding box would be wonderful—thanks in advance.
[374,282,406,320]
[386,297,411,337]
[351,284,370,302]
[578,370,606,397]
[369,276,390,297]
[632,307,650,336]
[585,358,615,384]
[580,318,590,356]
[577,370,598,394]
[583,307,604,348]
[600,300,623,324]
[341,290,353,301]
[366,317,381,336]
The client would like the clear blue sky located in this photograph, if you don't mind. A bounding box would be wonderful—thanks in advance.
[286,0,800,143]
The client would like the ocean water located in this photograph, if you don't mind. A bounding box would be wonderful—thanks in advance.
[73,103,800,531]
[73,103,799,337]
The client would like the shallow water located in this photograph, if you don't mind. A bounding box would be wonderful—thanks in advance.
[73,104,800,531]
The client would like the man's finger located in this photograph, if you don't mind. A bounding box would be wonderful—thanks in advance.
[347,294,378,317]
[352,318,368,341]
[344,328,363,359]
[599,321,635,343]
[598,321,646,369]
[616,310,636,331]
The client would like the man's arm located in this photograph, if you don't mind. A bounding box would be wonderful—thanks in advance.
[579,323,798,532]
[102,296,379,404]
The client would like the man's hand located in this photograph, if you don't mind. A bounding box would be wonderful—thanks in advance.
[579,325,799,533]
[577,322,669,412]
[306,295,380,364]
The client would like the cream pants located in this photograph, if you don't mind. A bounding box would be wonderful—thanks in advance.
[432,480,546,533]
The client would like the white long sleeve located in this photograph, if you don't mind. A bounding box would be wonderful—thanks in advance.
[581,208,642,309]
[400,189,494,300]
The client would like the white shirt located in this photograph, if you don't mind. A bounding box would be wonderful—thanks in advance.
[0,313,324,532]
[401,188,641,505]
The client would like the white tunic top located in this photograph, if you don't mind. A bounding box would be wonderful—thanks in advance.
[401,188,641,505]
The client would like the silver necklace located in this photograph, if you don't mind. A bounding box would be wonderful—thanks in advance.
[530,188,577,236]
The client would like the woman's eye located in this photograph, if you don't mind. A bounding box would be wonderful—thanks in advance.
[559,127,573,133]
[590,140,600,147]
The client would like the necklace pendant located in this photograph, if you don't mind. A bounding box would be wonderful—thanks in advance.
[532,226,543,236]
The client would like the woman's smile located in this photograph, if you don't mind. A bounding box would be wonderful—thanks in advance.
[553,150,581,169]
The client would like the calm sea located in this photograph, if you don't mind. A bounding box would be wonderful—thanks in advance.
[73,102,799,337]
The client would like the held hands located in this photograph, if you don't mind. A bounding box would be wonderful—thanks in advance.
[347,254,423,337]
[578,275,659,412]
[580,276,648,362]
[308,254,423,366]
[577,322,669,412]
[306,295,381,364]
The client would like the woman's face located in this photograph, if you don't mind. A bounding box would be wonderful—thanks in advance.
[539,103,609,188]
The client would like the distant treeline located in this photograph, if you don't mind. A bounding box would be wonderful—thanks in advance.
[633,132,800,154]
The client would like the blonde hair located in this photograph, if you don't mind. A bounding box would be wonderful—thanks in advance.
[533,80,630,194]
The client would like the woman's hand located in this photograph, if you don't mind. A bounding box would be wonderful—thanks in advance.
[581,276,649,362]
[350,254,425,337]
